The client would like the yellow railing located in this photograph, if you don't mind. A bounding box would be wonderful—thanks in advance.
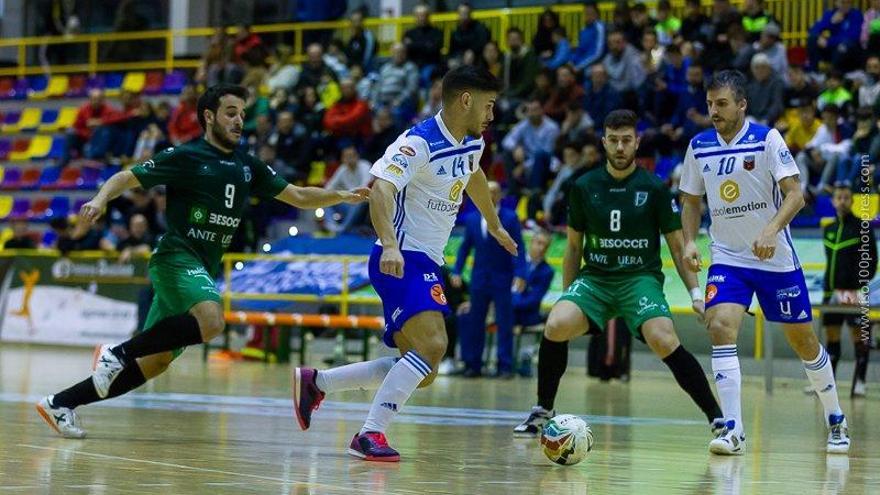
[0,0,869,78]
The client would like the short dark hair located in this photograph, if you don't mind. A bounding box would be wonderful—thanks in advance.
[506,26,524,37]
[197,84,248,129]
[705,69,747,102]
[604,109,638,132]
[441,65,501,102]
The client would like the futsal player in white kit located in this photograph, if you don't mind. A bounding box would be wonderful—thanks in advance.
[679,70,850,455]
[290,66,518,461]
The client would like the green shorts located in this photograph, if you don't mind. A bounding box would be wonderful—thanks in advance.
[142,252,221,359]
[557,271,672,341]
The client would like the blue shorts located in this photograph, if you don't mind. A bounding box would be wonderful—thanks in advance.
[369,245,450,348]
[704,264,812,323]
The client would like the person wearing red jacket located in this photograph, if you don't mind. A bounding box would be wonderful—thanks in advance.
[322,78,373,144]
[167,85,201,145]
[86,90,143,161]
[65,89,117,165]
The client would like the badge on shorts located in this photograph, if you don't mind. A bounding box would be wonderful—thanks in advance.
[706,284,718,303]
[430,284,447,305]
[634,191,648,207]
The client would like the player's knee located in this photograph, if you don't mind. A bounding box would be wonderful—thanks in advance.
[198,313,225,339]
[417,371,438,389]
[544,315,574,342]
[706,315,735,336]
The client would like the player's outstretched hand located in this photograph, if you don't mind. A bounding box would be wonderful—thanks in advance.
[752,228,777,261]
[380,246,405,279]
[79,198,106,225]
[683,241,702,272]
[342,187,370,204]
[691,299,706,323]
[489,226,518,256]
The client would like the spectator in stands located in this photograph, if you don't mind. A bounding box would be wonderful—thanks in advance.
[655,0,682,46]
[603,30,647,94]
[452,180,526,379]
[611,2,638,48]
[296,43,337,92]
[323,78,372,145]
[559,101,594,145]
[641,29,665,74]
[864,0,880,52]
[667,62,711,145]
[499,28,540,122]
[449,3,491,66]
[571,2,607,73]
[266,45,300,93]
[269,110,311,183]
[818,70,854,113]
[132,100,171,162]
[531,68,554,105]
[628,3,656,50]
[5,219,35,249]
[543,140,592,227]
[741,0,777,42]
[348,64,373,101]
[371,42,418,125]
[116,213,154,263]
[836,107,880,187]
[295,85,326,138]
[418,77,444,122]
[512,230,554,332]
[167,84,200,146]
[362,107,398,162]
[403,4,445,87]
[797,104,854,196]
[533,8,561,59]
[584,63,621,132]
[233,24,267,66]
[777,64,820,133]
[324,145,372,233]
[55,216,102,254]
[345,9,376,72]
[502,99,560,194]
[726,24,756,74]
[67,88,114,165]
[858,55,880,109]
[680,0,712,45]
[198,28,243,87]
[808,0,864,72]
[746,53,784,125]
[543,65,585,123]
[323,40,350,82]
[785,100,823,156]
[754,23,788,82]
[480,41,503,78]
[88,90,143,162]
[542,28,572,71]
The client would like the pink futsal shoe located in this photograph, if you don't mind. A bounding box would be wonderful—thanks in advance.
[292,367,324,430]
[348,431,400,462]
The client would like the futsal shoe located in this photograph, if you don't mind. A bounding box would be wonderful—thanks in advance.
[826,414,850,454]
[292,367,325,431]
[709,419,746,455]
[91,344,125,398]
[711,418,727,437]
[513,406,554,437]
[348,431,400,462]
[35,396,86,439]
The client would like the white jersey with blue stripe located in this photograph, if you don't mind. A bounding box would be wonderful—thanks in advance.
[369,112,484,266]
[679,120,801,272]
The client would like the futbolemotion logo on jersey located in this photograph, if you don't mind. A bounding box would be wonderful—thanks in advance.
[189,206,207,225]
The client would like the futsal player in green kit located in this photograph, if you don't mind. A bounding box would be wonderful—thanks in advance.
[514,110,724,443]
[36,84,368,438]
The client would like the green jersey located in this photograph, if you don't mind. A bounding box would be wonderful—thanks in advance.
[131,138,288,275]
[567,166,681,277]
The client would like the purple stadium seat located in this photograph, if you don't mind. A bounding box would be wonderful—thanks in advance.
[0,139,10,160]
[1,167,21,190]
[162,70,187,94]
[11,198,29,219]
[80,166,100,189]
[72,198,88,214]
[3,110,21,127]
[87,74,106,92]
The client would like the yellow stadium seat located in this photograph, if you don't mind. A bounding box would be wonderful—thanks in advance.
[0,165,4,184]
[122,72,146,93]
[307,162,326,186]
[0,196,13,219]
[31,75,69,100]
[39,106,78,132]
[16,108,42,131]
[853,193,880,220]
[22,135,52,160]
[0,227,12,248]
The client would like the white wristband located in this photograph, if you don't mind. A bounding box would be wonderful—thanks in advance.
[690,287,704,302]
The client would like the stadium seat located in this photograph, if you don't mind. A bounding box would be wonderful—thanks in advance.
[15,108,43,132]
[55,166,81,189]
[39,107,77,132]
[41,195,71,220]
[104,73,124,96]
[80,166,100,189]
[854,193,880,220]
[10,198,28,218]
[0,139,10,160]
[30,75,68,99]
[26,197,50,220]
[100,164,121,182]
[9,138,31,161]
[66,74,88,97]
[162,70,186,94]
[45,136,66,160]
[0,78,27,100]
[41,229,57,247]
[122,72,146,93]
[19,167,41,190]
[38,109,59,131]
[0,167,20,189]
[87,74,106,92]
[26,135,55,160]
[0,196,12,219]
[72,197,87,214]
[144,71,164,95]
[26,75,48,98]
[1,110,21,133]
[38,166,62,190]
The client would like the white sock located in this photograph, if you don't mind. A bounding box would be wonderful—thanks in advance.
[361,351,431,434]
[712,345,743,433]
[803,345,844,422]
[315,357,397,393]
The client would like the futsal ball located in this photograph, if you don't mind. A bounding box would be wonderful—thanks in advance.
[540,414,593,466]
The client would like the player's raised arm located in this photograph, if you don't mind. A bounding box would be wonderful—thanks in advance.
[275,183,369,209]
[465,167,517,256]
[79,170,141,224]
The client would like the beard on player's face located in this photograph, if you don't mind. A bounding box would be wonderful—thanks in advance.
[210,117,241,149]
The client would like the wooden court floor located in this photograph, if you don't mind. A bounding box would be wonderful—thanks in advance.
[1,345,878,494]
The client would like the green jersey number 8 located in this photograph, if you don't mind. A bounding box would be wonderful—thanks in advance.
[610,209,621,232]
[225,184,235,208]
